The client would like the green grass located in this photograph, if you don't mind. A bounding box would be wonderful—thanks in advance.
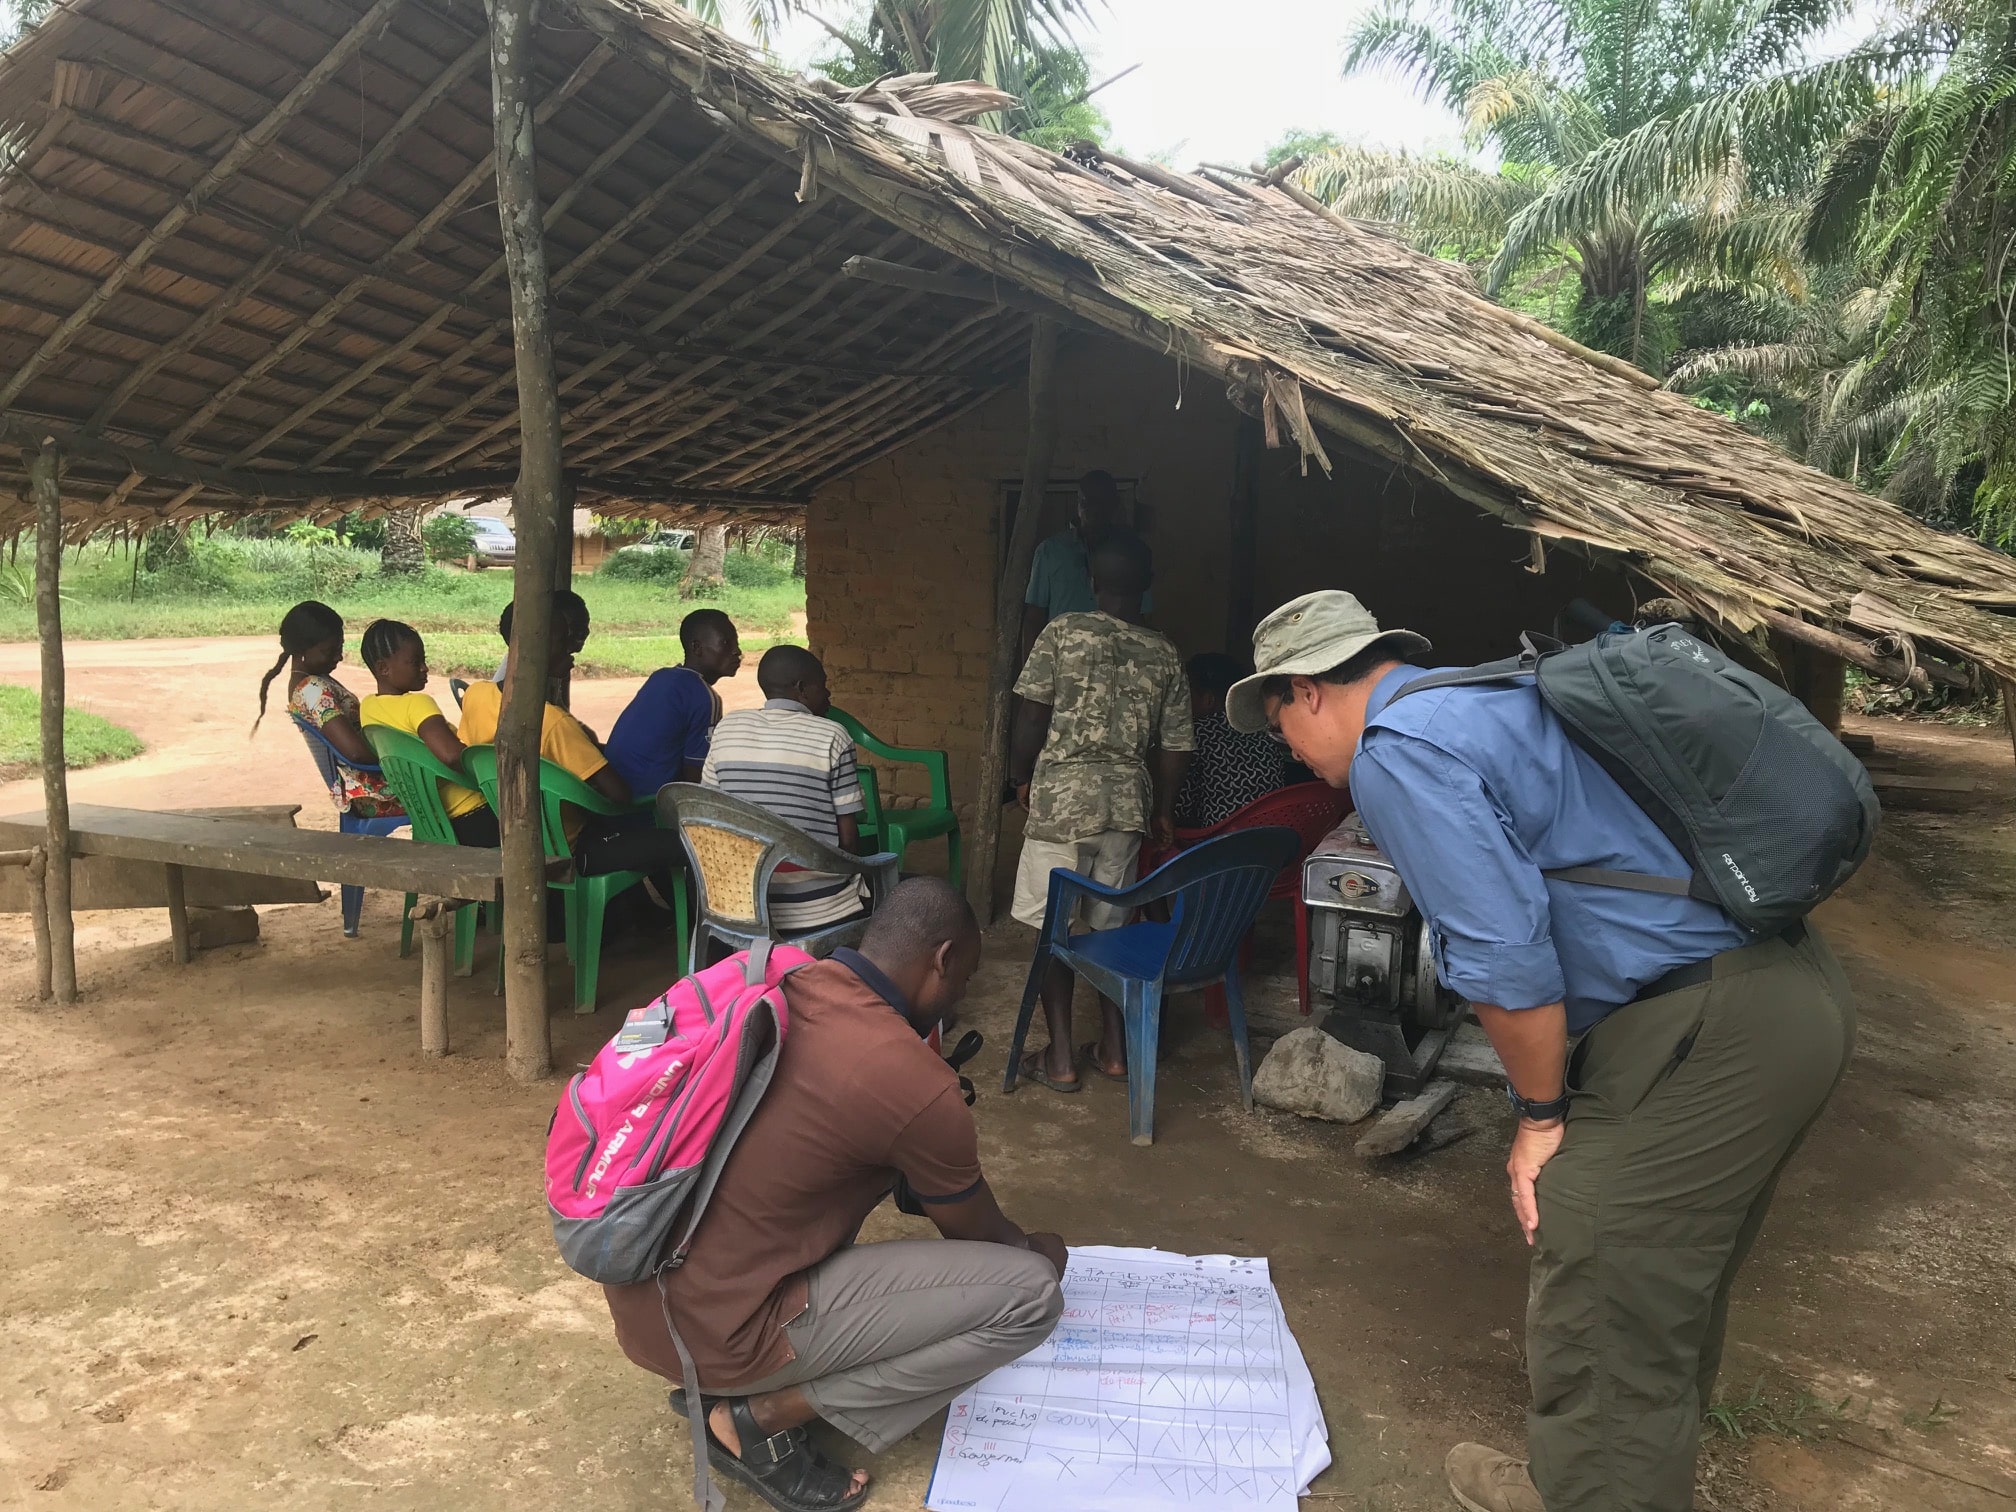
[1701,1378,1852,1442]
[0,537,806,678]
[0,683,144,776]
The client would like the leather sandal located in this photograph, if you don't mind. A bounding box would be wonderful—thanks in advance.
[703,1396,869,1512]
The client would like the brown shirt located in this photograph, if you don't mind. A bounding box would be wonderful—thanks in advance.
[603,953,981,1390]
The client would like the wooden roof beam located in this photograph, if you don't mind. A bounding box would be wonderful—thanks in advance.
[0,0,410,409]
[83,32,493,435]
[0,412,515,500]
[289,109,730,475]
[220,90,683,470]
[154,43,611,461]
[840,255,1075,320]
[363,169,795,474]
[418,196,836,472]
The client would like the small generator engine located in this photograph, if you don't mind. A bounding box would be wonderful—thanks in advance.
[1303,814,1466,1096]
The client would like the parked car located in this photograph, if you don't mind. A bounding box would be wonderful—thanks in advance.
[620,528,694,554]
[468,516,516,568]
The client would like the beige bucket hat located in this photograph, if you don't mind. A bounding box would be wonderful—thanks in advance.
[1225,590,1430,733]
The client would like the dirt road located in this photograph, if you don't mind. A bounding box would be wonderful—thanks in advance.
[1,644,2013,1511]
[0,635,766,820]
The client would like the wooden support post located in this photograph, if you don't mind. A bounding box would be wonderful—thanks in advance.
[30,447,76,1002]
[967,317,1059,924]
[489,0,562,1081]
[163,862,191,964]
[1771,633,1846,734]
[1225,412,1262,655]
[410,897,458,1056]
[21,847,51,1001]
[2002,678,2016,774]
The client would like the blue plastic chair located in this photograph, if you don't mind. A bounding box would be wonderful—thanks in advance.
[1003,826,1302,1146]
[290,715,414,947]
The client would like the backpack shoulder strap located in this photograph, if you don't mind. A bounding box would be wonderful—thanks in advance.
[1387,632,1561,707]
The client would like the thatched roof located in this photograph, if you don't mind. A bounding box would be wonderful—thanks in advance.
[3,0,2015,684]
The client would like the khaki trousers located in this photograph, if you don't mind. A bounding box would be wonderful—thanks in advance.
[737,1240,1063,1452]
[1527,926,1855,1511]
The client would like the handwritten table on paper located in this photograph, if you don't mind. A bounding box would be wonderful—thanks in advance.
[926,1247,1328,1512]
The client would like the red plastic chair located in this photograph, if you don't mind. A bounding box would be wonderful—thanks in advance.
[1140,782,1352,1020]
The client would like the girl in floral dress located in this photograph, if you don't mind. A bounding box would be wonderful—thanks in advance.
[253,600,403,820]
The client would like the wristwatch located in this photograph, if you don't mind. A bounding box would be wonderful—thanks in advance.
[1505,1083,1571,1124]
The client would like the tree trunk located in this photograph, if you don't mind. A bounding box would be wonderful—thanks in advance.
[680,524,728,599]
[488,0,563,1082]
[31,446,75,1003]
[380,505,426,575]
[791,529,806,579]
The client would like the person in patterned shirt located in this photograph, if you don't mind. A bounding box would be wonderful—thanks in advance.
[1007,534,1192,1092]
[1175,652,1307,828]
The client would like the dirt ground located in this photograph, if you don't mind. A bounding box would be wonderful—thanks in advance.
[2,644,2014,1511]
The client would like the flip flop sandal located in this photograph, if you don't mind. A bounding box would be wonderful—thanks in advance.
[1077,1043,1128,1083]
[1014,1049,1082,1095]
[704,1396,869,1512]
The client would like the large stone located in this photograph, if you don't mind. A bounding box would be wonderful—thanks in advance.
[1252,1027,1385,1123]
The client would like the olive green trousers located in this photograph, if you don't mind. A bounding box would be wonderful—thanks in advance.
[1526,925,1855,1512]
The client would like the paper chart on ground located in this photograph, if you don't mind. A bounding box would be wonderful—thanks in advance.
[925,1246,1329,1512]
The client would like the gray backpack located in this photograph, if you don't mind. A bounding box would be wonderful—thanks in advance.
[1394,624,1880,934]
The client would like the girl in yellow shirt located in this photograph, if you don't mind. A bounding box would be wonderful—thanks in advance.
[357,620,499,847]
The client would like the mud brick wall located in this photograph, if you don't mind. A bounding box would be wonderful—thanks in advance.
[807,332,1629,829]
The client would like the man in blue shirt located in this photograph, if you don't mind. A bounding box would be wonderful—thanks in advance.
[1018,470,1154,666]
[1226,591,1854,1512]
[604,608,742,798]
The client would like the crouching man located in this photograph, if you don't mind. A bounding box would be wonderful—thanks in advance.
[603,878,1066,1512]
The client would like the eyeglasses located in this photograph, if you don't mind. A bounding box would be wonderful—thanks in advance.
[1262,693,1290,745]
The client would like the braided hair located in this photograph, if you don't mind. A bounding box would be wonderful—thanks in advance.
[254,600,344,734]
[360,618,421,674]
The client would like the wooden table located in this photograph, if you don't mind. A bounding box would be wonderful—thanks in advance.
[1,804,525,1055]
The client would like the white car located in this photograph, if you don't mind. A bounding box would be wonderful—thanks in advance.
[619,528,695,553]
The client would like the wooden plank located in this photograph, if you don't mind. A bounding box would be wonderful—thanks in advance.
[0,806,511,899]
[0,806,321,911]
[1866,772,1978,794]
[1356,1079,1460,1159]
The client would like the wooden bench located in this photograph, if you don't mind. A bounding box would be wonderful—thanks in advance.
[0,804,541,1056]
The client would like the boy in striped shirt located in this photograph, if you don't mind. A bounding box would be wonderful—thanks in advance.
[703,645,869,930]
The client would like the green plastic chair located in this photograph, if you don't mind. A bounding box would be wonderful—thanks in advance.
[828,706,962,886]
[463,745,689,1013]
[363,726,495,977]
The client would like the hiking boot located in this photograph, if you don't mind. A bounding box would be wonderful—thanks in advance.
[1445,1442,1545,1512]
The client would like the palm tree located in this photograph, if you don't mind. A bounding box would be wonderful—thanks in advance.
[1316,0,1862,368]
[1545,0,2013,541]
[681,0,1095,108]
[679,524,729,599]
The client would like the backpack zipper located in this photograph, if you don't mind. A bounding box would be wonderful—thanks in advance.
[566,1075,599,1191]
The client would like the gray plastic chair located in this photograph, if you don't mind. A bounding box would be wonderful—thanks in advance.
[656,783,899,966]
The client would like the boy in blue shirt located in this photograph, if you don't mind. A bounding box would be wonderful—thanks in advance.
[605,608,742,798]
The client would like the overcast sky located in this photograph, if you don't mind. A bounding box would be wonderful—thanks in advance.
[769,0,1895,171]
[772,0,1468,168]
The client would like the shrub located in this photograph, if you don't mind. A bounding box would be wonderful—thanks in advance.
[423,513,480,563]
[724,547,790,589]
[595,547,689,582]
[593,513,650,542]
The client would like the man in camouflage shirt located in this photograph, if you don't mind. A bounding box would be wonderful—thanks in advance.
[1007,533,1192,1092]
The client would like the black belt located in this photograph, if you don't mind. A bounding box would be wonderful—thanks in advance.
[1633,920,1806,1003]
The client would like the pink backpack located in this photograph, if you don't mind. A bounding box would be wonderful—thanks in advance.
[548,941,814,1512]
[546,940,812,1286]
